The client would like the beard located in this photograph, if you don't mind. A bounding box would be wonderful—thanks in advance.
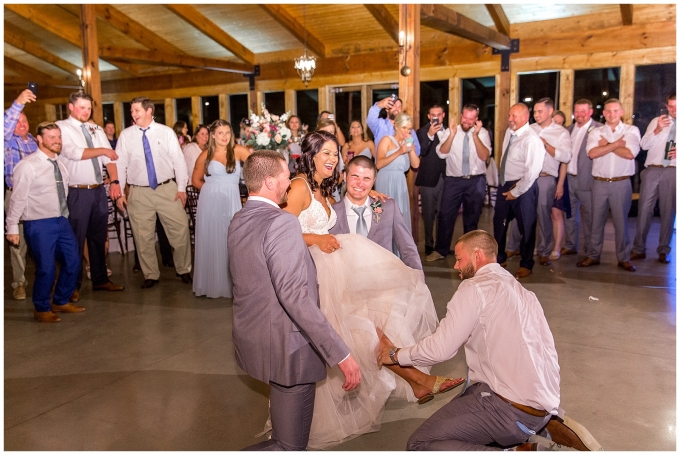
[388,111,397,121]
[459,262,476,280]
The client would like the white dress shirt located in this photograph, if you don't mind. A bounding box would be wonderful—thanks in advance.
[115,120,188,192]
[399,263,560,414]
[56,116,113,185]
[183,142,203,182]
[586,121,641,178]
[6,150,70,234]
[344,196,372,234]
[435,126,492,177]
[247,195,279,208]
[640,116,676,167]
[567,119,593,175]
[500,123,544,197]
[531,121,572,177]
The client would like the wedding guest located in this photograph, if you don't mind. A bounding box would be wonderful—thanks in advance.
[104,120,117,149]
[191,120,250,298]
[317,111,346,146]
[4,88,38,301]
[375,112,420,233]
[183,124,208,181]
[367,95,421,156]
[286,115,304,173]
[342,120,375,164]
[6,122,84,322]
[237,117,251,147]
[553,110,567,126]
[173,121,191,149]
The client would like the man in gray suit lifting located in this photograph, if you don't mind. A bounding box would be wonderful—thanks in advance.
[330,155,422,271]
[228,151,360,451]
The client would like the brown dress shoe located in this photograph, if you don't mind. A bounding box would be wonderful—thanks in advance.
[515,267,532,279]
[539,256,551,266]
[618,261,636,272]
[51,303,86,313]
[630,251,646,260]
[34,311,61,323]
[69,289,80,303]
[576,258,600,267]
[560,247,577,255]
[93,281,125,291]
[506,250,520,258]
[658,253,670,264]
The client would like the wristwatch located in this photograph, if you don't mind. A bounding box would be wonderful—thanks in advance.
[389,347,400,365]
[110,180,120,185]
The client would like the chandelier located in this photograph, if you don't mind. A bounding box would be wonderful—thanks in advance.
[294,6,316,86]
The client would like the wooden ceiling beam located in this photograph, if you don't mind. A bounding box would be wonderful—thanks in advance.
[4,23,81,77]
[259,5,326,58]
[163,5,255,65]
[620,5,634,25]
[420,4,511,50]
[4,75,81,89]
[94,4,185,54]
[4,57,81,88]
[364,5,400,44]
[99,46,253,74]
[485,4,511,37]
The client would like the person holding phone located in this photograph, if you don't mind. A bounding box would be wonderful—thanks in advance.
[342,120,374,165]
[375,113,420,233]
[631,93,676,264]
[367,94,421,157]
[4,87,39,300]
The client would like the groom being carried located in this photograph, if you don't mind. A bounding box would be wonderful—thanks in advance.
[330,155,422,271]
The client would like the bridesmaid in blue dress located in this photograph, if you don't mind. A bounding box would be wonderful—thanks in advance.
[375,113,420,233]
[342,120,375,165]
[191,119,251,298]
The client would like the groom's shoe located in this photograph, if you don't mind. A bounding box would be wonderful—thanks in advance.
[425,251,445,262]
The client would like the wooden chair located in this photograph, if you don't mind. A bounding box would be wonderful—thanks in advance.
[107,196,125,254]
[185,185,200,246]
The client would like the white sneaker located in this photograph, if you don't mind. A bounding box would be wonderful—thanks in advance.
[549,250,560,261]
[425,251,445,262]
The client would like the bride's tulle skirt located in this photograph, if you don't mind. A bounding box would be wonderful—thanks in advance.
[306,234,438,449]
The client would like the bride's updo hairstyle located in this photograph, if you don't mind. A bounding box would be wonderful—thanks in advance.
[298,130,340,198]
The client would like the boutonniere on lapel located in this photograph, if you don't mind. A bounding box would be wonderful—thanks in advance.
[86,124,99,136]
[370,200,383,224]
[587,125,595,133]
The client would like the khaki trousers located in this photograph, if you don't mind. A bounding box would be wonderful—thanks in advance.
[5,188,28,288]
[127,181,191,280]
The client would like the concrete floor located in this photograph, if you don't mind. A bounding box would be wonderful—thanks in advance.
[4,207,676,451]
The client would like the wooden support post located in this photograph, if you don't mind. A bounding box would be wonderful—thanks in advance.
[495,71,511,167]
[318,86,329,114]
[620,63,636,125]
[191,96,201,131]
[559,69,574,126]
[164,98,175,126]
[361,85,370,134]
[399,4,420,243]
[80,5,103,125]
[113,101,124,134]
[449,77,461,124]
[285,89,296,114]
[219,94,228,122]
[45,104,57,123]
[255,91,264,115]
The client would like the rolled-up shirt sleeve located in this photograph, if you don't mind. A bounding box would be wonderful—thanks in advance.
[510,136,543,198]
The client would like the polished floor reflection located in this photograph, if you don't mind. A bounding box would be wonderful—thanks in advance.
[4,208,676,450]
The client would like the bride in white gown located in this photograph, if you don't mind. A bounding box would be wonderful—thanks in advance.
[266,131,462,449]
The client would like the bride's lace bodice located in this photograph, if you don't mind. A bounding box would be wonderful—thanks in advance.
[294,177,337,234]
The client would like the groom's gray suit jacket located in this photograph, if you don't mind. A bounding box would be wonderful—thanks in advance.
[330,197,423,271]
[228,199,350,386]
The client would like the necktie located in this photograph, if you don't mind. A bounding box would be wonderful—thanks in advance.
[141,128,158,189]
[80,123,103,184]
[499,134,516,186]
[663,120,675,167]
[462,132,470,176]
[49,159,69,217]
[352,206,368,237]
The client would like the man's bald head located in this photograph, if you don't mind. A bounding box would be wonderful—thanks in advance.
[508,103,530,131]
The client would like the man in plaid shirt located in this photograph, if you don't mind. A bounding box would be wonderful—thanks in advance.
[4,89,38,300]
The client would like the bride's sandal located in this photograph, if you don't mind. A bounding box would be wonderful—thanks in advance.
[417,376,466,405]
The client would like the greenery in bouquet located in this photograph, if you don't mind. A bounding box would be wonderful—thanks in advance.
[245,104,292,150]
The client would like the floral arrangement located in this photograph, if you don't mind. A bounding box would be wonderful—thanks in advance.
[244,104,292,151]
[370,200,383,223]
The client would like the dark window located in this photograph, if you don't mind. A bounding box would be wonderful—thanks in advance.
[518,71,560,123]
[55,104,69,121]
[633,63,676,138]
[202,95,220,125]
[229,94,249,139]
[574,68,620,122]
[333,89,362,138]
[123,102,132,128]
[102,103,114,124]
[420,80,449,129]
[264,92,285,116]
[296,89,318,132]
[152,100,165,126]
[175,97,193,133]
[462,77,496,151]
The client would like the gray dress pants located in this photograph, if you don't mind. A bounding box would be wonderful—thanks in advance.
[632,166,676,255]
[564,174,595,260]
[407,382,551,451]
[589,178,632,262]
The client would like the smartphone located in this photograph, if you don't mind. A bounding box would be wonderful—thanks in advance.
[328,113,335,121]
[27,82,38,96]
[432,118,440,126]
[660,108,669,117]
[390,93,398,102]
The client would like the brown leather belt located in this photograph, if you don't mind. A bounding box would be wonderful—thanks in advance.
[539,172,555,178]
[648,164,675,168]
[130,179,172,188]
[593,176,629,182]
[69,183,101,189]
[494,393,549,417]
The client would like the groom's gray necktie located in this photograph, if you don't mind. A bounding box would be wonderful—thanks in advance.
[352,206,368,237]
